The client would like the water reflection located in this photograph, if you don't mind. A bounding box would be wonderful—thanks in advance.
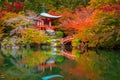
[0,47,120,80]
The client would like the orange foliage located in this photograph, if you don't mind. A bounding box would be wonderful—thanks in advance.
[0,8,8,18]
[58,8,76,23]
[48,11,61,16]
[32,37,41,44]
[33,50,41,56]
[59,7,95,34]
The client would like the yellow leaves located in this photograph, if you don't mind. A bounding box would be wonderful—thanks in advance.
[89,0,104,8]
[90,8,115,23]
[20,28,50,44]
[89,10,107,25]
[0,20,5,39]
[1,12,18,20]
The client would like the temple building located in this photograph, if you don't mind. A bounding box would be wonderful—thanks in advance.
[34,5,61,31]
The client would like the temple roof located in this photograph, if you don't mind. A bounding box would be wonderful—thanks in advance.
[40,4,61,18]
[40,12,61,18]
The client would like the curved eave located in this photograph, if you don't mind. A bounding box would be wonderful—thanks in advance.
[40,12,61,18]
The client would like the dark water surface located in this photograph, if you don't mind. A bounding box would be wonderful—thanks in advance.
[0,47,120,80]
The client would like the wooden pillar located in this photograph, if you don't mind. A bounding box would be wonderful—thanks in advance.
[42,20,44,26]
[49,21,52,27]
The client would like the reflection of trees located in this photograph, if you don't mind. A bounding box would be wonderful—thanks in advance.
[0,49,40,79]
[1,48,59,69]
[69,50,120,80]
[0,47,64,79]
[1,47,119,79]
[19,50,51,67]
[73,50,103,80]
[1,48,51,69]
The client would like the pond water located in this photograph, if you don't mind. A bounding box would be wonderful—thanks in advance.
[0,46,120,80]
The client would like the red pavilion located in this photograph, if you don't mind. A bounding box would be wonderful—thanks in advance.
[34,5,61,31]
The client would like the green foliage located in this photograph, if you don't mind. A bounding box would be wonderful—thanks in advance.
[56,31,64,38]
[90,0,120,8]
[56,55,65,63]
[72,49,81,58]
[0,1,4,8]
[24,0,54,13]
[72,38,80,47]
[24,0,90,13]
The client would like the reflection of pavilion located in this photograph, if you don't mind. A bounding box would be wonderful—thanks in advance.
[31,50,57,72]
[34,5,61,31]
[39,59,56,72]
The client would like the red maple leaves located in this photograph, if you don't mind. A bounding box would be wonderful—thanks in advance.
[59,7,94,34]
[4,1,24,12]
[101,4,120,13]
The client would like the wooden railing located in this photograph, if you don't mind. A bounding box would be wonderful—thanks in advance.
[61,35,75,44]
[34,25,56,30]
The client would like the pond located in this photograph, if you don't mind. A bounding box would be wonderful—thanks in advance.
[0,46,120,80]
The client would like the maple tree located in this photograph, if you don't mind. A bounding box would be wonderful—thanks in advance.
[2,0,24,12]
[58,7,94,36]
[57,1,120,48]
[88,10,120,48]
